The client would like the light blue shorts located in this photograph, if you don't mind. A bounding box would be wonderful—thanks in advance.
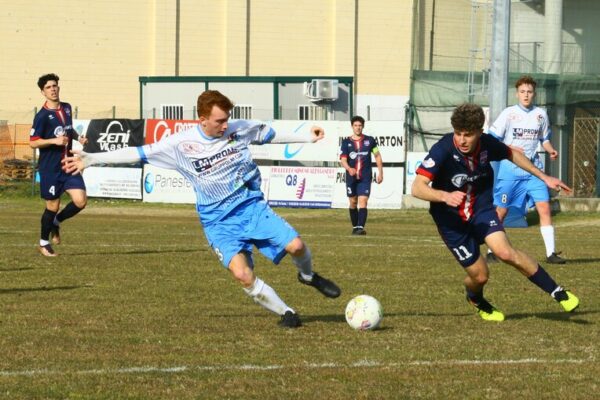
[494,177,549,209]
[203,199,299,269]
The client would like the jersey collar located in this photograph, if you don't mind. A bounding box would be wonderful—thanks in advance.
[517,103,535,113]
[43,101,61,111]
[197,125,219,141]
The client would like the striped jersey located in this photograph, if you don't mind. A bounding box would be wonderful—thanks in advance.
[416,133,511,222]
[339,134,379,180]
[29,102,75,173]
[488,104,550,180]
[138,120,275,225]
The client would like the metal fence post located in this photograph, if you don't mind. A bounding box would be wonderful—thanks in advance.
[596,121,600,197]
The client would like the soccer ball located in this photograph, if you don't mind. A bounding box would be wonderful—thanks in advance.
[345,295,383,331]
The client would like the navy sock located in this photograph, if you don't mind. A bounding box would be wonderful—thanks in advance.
[56,202,84,223]
[349,208,358,227]
[358,208,368,228]
[465,287,484,304]
[41,209,57,241]
[527,265,559,295]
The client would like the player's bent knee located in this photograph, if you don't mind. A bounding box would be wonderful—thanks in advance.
[493,248,513,263]
[285,237,305,257]
[231,267,255,286]
[473,274,488,286]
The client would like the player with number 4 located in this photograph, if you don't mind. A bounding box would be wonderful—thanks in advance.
[29,74,88,257]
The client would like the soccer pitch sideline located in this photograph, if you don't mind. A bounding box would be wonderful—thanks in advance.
[0,196,598,399]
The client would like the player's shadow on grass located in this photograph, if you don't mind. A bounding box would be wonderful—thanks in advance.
[507,310,596,324]
[301,313,347,324]
[0,267,35,272]
[556,257,600,264]
[68,248,205,256]
[0,284,91,295]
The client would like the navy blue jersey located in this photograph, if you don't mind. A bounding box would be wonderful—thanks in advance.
[30,102,76,173]
[416,133,511,221]
[339,134,379,180]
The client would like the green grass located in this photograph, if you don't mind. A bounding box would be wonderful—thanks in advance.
[0,192,599,399]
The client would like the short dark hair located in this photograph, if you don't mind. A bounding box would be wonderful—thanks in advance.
[37,73,59,90]
[450,103,485,132]
[515,75,537,90]
[351,115,365,125]
[197,90,234,118]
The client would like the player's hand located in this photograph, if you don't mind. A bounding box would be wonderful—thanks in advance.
[376,174,383,184]
[55,136,69,146]
[544,176,571,194]
[548,149,558,161]
[310,126,325,142]
[78,136,88,146]
[62,149,87,175]
[347,167,357,177]
[442,190,466,207]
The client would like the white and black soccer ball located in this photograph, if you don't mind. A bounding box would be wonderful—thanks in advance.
[345,295,383,331]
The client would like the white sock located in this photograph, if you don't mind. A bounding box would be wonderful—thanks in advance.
[243,277,293,315]
[39,239,50,246]
[540,225,555,257]
[292,246,314,281]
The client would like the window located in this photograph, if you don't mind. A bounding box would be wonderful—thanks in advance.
[298,105,329,120]
[232,105,253,119]
[161,104,184,120]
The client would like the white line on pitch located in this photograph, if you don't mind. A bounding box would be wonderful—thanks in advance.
[0,357,595,377]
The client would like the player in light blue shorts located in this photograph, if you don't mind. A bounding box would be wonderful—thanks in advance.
[63,90,341,328]
[494,175,549,210]
[487,75,566,264]
[203,199,299,269]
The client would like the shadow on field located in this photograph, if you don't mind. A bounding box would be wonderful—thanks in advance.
[559,257,600,264]
[507,310,596,324]
[67,248,204,256]
[0,267,35,272]
[0,284,90,294]
[301,313,347,323]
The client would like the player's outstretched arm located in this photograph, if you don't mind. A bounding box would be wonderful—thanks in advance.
[509,149,571,193]
[62,147,142,175]
[271,125,324,143]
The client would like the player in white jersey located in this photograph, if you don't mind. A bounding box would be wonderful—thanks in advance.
[63,90,341,328]
[487,76,565,264]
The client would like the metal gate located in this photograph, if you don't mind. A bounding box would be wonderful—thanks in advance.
[572,117,600,197]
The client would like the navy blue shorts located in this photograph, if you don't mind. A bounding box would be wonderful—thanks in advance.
[345,175,371,197]
[39,170,86,200]
[432,208,504,268]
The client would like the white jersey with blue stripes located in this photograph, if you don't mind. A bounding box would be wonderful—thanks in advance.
[138,120,275,225]
[488,104,550,180]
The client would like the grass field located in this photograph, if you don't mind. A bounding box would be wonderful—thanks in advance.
[0,189,599,399]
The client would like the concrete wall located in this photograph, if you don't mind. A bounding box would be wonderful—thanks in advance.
[1,0,413,125]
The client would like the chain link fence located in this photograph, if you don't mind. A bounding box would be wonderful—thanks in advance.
[572,117,599,196]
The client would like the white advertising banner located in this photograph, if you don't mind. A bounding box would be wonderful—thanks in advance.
[83,167,142,199]
[331,167,404,209]
[405,152,428,195]
[249,120,405,163]
[142,164,196,203]
[267,166,335,208]
[142,165,272,204]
